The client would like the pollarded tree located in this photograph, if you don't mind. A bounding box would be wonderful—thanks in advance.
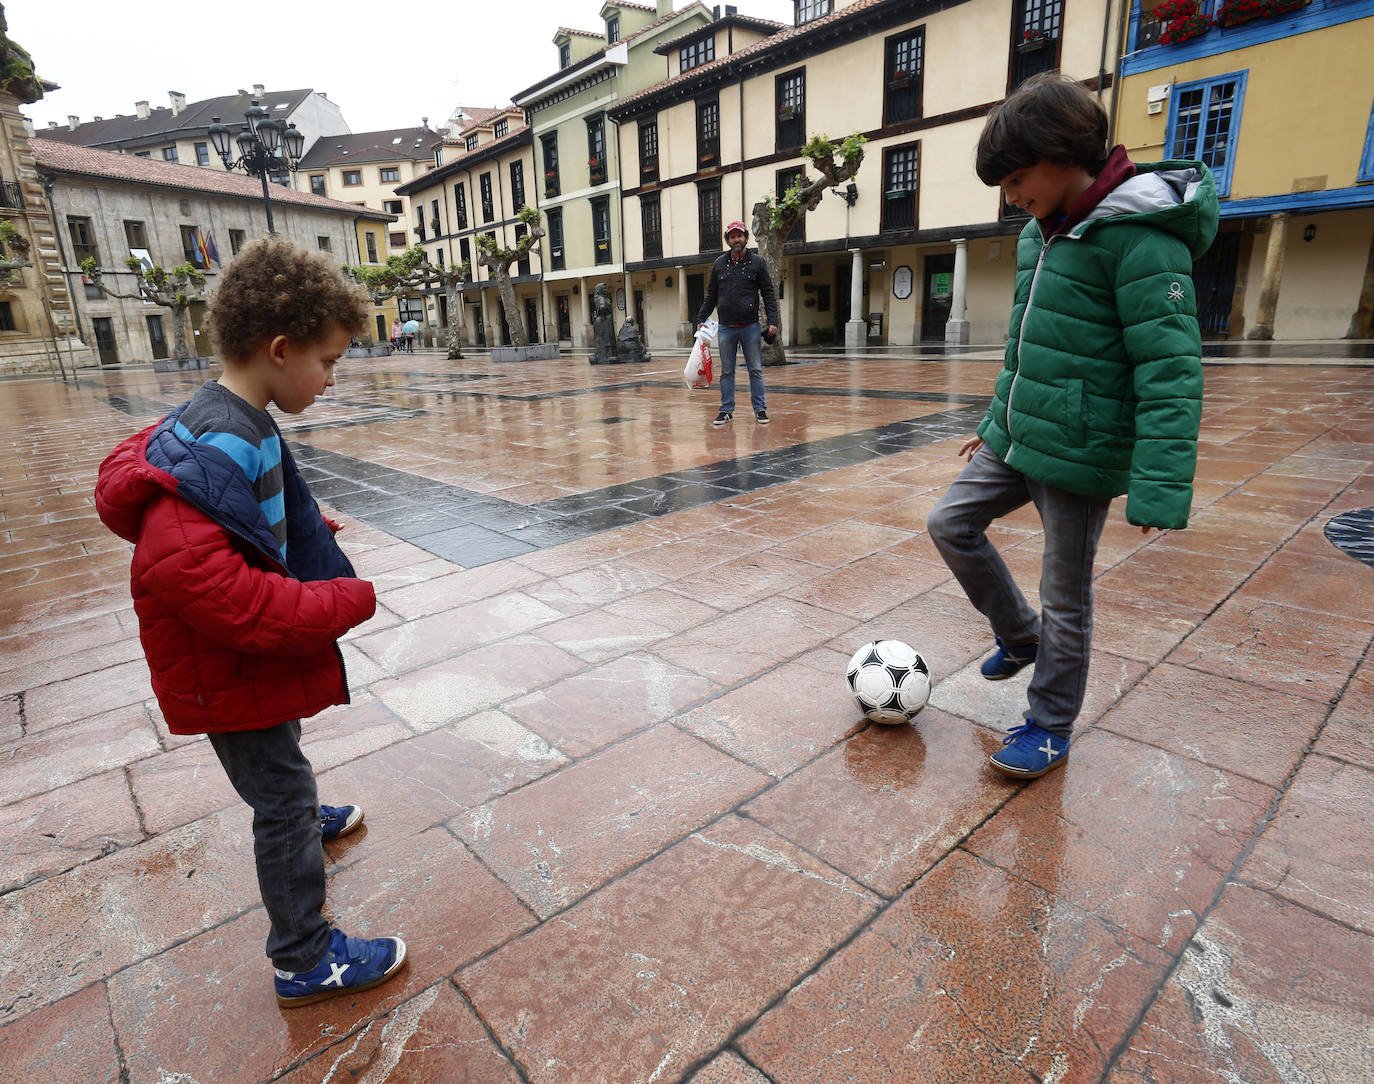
[749,131,866,365]
[346,246,470,359]
[81,255,207,361]
[475,206,545,347]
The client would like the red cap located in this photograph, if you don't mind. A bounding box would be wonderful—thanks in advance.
[724,220,748,236]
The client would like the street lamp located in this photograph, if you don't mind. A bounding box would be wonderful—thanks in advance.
[208,101,306,235]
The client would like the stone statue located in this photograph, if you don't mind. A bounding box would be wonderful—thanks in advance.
[590,283,616,363]
[617,318,651,364]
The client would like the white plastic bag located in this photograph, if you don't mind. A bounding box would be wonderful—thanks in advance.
[684,319,717,389]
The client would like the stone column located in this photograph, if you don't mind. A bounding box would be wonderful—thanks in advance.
[945,238,971,345]
[541,279,556,344]
[676,265,692,346]
[844,248,866,355]
[1247,213,1289,341]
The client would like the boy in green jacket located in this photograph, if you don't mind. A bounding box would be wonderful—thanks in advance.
[926,72,1219,779]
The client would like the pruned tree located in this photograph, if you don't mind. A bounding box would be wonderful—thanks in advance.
[0,219,32,286]
[81,255,207,361]
[346,246,470,359]
[475,206,545,347]
[750,131,866,365]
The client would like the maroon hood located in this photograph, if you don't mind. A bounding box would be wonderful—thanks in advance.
[1044,144,1137,237]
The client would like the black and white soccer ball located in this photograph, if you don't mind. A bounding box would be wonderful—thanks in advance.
[846,640,931,724]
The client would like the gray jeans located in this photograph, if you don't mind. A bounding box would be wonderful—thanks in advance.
[208,720,330,971]
[927,444,1112,737]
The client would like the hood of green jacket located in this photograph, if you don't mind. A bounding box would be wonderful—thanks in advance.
[1071,159,1219,260]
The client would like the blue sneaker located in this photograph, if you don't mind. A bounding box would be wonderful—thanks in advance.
[274,927,407,1007]
[989,721,1069,779]
[980,637,1038,680]
[320,803,364,842]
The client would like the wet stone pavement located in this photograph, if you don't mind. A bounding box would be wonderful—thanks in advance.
[1,346,1373,1083]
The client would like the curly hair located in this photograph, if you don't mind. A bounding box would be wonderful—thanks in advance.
[207,237,369,362]
[975,73,1109,186]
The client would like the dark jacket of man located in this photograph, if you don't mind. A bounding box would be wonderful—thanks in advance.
[696,249,780,328]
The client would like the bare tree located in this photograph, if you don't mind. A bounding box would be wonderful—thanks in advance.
[749,132,866,365]
[347,246,470,359]
[475,206,545,347]
[81,255,207,361]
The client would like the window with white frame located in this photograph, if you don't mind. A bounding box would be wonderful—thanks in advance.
[796,0,832,25]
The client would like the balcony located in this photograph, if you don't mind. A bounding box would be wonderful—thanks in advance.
[1123,0,1342,74]
[0,180,23,210]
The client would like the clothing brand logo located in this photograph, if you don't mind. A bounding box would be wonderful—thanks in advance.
[1167,281,1185,301]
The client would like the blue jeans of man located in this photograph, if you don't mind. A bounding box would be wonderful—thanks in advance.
[208,719,330,971]
[926,444,1112,738]
[716,322,765,414]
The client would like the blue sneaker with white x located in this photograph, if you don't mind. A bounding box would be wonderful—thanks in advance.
[989,720,1069,779]
[274,927,407,1007]
[980,637,1038,680]
[320,803,364,842]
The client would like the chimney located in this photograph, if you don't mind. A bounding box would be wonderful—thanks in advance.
[94,116,102,121]
[67,114,79,130]
[47,120,58,128]
[135,100,150,119]
[169,90,186,116]
[657,0,672,14]
[252,83,265,97]
[22,118,33,136]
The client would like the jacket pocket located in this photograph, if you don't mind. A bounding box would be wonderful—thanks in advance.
[1062,380,1086,447]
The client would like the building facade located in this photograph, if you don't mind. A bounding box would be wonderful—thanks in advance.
[0,90,95,375]
[1117,0,1374,339]
[33,138,393,366]
[396,113,542,347]
[608,0,1123,352]
[514,0,714,348]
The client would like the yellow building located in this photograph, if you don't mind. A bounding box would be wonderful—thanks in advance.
[294,126,443,336]
[396,111,543,347]
[609,0,1123,351]
[1115,0,1374,339]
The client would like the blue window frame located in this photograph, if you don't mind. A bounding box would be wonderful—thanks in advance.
[1360,98,1374,183]
[1164,71,1246,197]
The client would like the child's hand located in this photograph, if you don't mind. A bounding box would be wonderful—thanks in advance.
[958,436,984,459]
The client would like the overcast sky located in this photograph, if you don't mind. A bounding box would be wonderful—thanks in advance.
[13,0,798,135]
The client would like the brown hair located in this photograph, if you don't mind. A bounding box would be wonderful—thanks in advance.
[207,237,368,362]
[975,73,1109,186]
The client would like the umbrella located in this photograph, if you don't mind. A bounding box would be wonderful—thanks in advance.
[402,320,420,334]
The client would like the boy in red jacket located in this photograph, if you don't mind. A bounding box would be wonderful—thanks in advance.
[95,239,407,1007]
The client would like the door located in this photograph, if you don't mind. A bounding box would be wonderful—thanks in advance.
[556,294,572,341]
[375,314,386,342]
[524,297,539,343]
[146,315,168,360]
[1192,231,1241,337]
[92,317,118,366]
[835,260,852,341]
[922,254,954,341]
[687,273,705,324]
[633,289,646,336]
[188,301,208,358]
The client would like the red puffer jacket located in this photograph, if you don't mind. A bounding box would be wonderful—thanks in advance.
[96,415,376,735]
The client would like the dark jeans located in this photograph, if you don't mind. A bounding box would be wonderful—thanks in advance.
[717,321,766,414]
[208,720,330,972]
[927,444,1112,738]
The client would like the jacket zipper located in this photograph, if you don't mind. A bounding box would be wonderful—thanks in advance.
[1008,230,1062,442]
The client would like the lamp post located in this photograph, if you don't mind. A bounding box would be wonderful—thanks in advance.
[208,101,305,235]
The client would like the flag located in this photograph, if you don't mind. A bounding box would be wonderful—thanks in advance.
[204,232,221,268]
[195,228,211,269]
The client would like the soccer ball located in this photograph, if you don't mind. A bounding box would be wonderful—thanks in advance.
[846,640,931,724]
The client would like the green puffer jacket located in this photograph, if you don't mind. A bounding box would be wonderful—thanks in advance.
[976,159,1219,529]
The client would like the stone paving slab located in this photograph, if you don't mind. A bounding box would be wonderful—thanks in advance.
[1,351,1372,1081]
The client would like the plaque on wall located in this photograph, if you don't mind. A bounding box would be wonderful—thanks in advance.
[892,265,913,299]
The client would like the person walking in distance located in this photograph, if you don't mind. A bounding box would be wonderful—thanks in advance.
[696,220,780,426]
